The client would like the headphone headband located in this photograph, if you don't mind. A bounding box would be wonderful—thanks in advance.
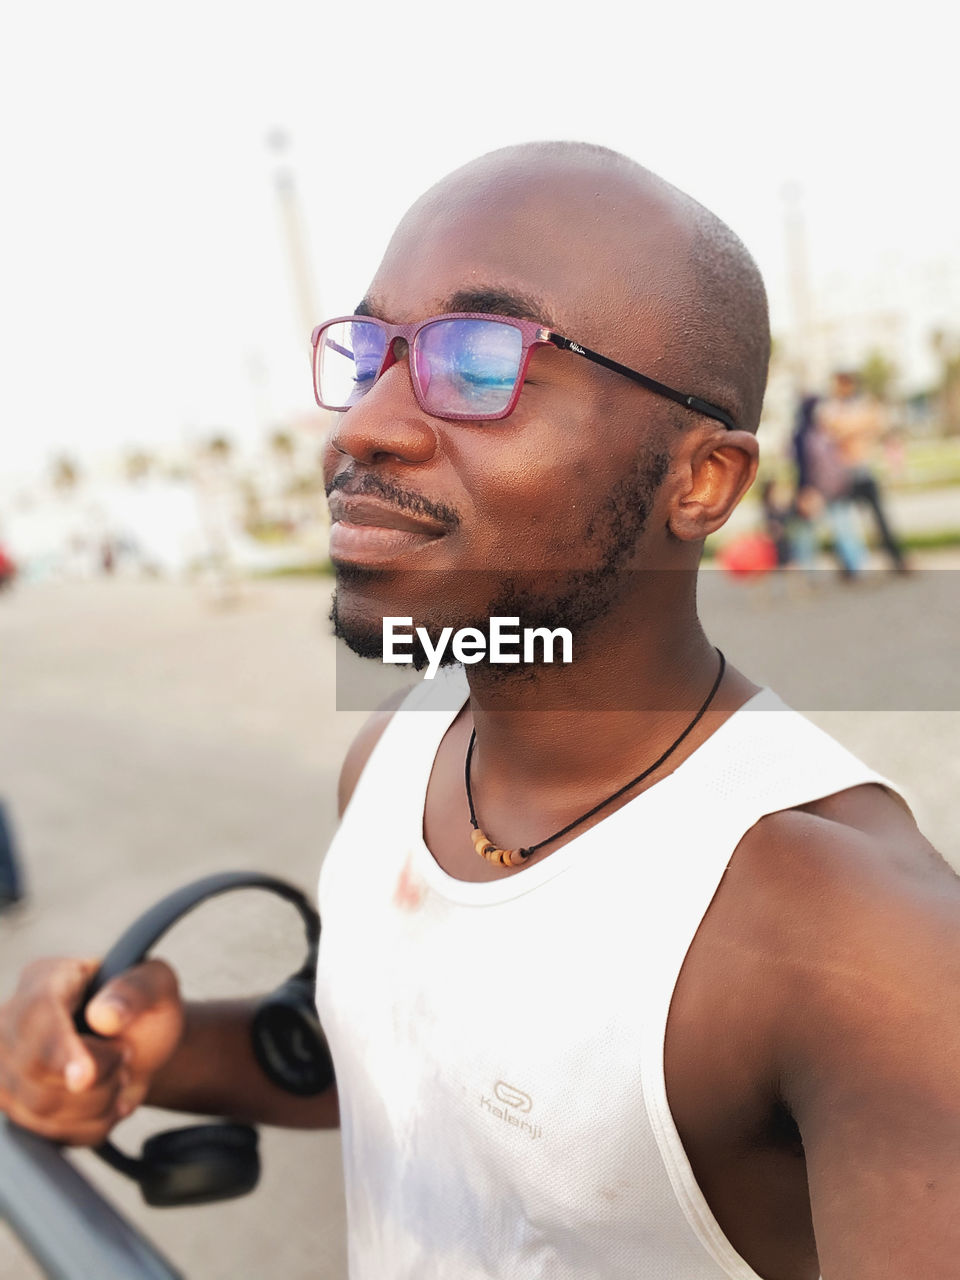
[77,872,320,1030]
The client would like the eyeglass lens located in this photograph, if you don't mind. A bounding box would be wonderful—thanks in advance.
[316,318,524,418]
[316,321,387,409]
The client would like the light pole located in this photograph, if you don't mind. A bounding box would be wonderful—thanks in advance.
[267,130,320,358]
[782,181,816,395]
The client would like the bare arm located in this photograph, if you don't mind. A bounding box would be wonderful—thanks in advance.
[777,813,960,1276]
[145,998,339,1128]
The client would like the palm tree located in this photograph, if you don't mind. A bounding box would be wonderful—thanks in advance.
[206,434,233,462]
[124,449,156,482]
[51,455,80,492]
[269,430,295,460]
[859,349,897,402]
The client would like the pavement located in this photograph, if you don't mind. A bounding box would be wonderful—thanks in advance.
[0,571,957,1279]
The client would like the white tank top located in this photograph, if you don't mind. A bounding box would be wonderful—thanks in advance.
[315,668,902,1279]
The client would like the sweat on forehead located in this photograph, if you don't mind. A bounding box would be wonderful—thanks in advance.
[370,141,770,433]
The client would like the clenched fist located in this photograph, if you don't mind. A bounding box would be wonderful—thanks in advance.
[0,956,184,1146]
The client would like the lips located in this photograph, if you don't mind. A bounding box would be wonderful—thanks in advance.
[327,493,448,565]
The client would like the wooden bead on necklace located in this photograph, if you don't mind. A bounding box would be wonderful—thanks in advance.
[471,827,531,868]
[463,650,726,868]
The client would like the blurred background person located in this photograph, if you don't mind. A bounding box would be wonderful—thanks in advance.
[790,393,866,579]
[817,371,910,572]
[0,802,25,911]
[759,478,793,568]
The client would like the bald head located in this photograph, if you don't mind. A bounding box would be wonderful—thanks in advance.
[377,141,770,433]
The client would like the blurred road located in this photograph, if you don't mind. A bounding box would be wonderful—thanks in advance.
[1,573,957,1278]
[723,481,960,540]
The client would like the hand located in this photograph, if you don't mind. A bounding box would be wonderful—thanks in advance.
[0,956,184,1146]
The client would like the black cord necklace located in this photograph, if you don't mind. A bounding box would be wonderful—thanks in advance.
[465,649,726,868]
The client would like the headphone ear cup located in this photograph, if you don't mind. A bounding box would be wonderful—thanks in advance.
[251,974,335,1097]
[138,1123,260,1207]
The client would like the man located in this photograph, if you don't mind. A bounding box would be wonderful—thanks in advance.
[1,143,959,1280]
[817,369,909,572]
[791,392,867,578]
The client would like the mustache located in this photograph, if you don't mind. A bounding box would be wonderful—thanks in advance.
[325,470,461,531]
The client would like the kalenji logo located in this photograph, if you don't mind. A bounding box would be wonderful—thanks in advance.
[479,1081,543,1139]
[494,1081,532,1112]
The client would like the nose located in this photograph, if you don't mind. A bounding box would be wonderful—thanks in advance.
[327,341,437,466]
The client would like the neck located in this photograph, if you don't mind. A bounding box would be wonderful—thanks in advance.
[465,572,722,790]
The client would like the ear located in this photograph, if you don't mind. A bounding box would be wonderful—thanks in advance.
[668,429,760,542]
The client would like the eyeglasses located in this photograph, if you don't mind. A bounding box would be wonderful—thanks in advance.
[311,312,737,430]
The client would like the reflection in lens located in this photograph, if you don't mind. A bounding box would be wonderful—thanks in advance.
[316,321,387,409]
[415,319,522,417]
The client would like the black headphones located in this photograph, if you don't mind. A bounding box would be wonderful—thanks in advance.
[74,871,334,1208]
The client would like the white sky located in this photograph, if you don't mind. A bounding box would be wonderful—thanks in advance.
[2,0,958,481]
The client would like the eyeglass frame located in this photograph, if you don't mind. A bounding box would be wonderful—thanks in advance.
[310,312,738,431]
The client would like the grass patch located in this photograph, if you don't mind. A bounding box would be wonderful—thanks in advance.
[253,559,333,579]
[899,528,960,553]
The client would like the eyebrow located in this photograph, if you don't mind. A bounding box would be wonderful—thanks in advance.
[355,287,557,328]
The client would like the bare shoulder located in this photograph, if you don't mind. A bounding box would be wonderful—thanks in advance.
[749,781,955,928]
[718,784,960,1031]
[675,781,960,1132]
[337,687,412,817]
[762,781,960,1051]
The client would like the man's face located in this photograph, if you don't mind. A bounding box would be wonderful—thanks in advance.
[322,176,683,662]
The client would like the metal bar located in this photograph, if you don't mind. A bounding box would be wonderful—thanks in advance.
[0,1120,184,1280]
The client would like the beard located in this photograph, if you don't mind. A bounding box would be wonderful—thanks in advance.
[330,447,670,671]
